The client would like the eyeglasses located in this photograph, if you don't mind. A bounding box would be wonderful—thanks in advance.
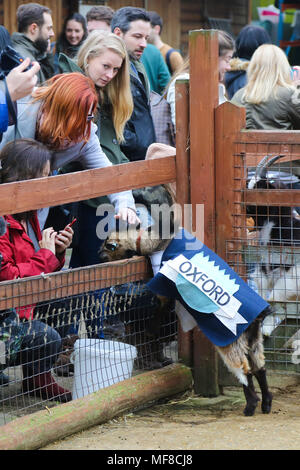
[87,114,94,122]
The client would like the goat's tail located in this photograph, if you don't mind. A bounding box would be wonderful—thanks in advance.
[216,338,250,386]
[216,327,266,386]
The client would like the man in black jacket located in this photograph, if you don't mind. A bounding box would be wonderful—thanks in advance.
[111,7,156,161]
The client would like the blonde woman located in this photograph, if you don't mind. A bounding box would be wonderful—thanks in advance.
[58,30,135,267]
[231,44,300,130]
[76,29,133,144]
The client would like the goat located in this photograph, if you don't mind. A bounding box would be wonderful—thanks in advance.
[99,185,177,370]
[99,186,273,417]
[247,155,300,335]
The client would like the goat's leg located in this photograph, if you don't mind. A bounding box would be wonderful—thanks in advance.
[246,310,273,413]
[243,373,260,416]
[253,368,273,414]
[217,336,261,416]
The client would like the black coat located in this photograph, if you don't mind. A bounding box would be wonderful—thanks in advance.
[121,64,156,161]
[224,58,249,100]
[225,69,247,100]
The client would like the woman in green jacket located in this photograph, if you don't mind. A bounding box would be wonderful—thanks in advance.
[58,30,134,267]
[231,44,300,130]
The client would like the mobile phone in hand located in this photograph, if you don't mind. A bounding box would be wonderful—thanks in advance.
[68,218,77,228]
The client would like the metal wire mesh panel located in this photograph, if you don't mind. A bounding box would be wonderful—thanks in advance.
[0,263,178,425]
[228,143,300,374]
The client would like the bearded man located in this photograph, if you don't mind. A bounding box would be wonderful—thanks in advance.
[12,3,55,83]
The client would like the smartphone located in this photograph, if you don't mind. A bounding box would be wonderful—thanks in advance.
[0,46,32,77]
[68,218,77,228]
[60,218,77,233]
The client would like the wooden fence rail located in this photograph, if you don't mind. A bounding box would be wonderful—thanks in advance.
[0,257,152,310]
[0,157,176,216]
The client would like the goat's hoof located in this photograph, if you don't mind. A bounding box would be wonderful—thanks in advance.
[243,399,259,416]
[261,393,273,414]
[243,406,256,416]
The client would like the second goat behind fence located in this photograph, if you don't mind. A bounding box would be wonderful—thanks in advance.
[247,154,300,335]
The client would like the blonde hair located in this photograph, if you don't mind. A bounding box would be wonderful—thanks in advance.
[243,44,294,104]
[77,30,133,143]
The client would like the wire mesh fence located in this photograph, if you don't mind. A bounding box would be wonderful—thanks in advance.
[0,262,178,425]
[227,148,300,375]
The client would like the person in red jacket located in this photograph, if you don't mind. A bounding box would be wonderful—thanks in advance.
[0,138,73,402]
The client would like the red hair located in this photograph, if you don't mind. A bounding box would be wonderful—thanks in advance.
[32,73,98,150]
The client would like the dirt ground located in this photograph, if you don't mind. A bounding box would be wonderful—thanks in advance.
[42,371,300,451]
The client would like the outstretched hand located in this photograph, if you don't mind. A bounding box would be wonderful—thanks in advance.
[114,207,140,226]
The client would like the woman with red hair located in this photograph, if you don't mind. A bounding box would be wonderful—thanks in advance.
[0,72,138,226]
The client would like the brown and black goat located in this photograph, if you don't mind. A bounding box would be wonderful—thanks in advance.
[99,185,177,370]
[99,185,273,416]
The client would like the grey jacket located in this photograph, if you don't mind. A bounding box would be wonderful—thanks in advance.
[0,95,135,213]
[231,85,300,130]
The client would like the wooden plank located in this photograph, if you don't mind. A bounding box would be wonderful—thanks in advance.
[0,257,152,310]
[147,0,181,50]
[215,102,246,263]
[193,327,219,397]
[174,79,193,365]
[109,0,143,8]
[189,29,219,247]
[244,189,300,206]
[232,130,300,166]
[245,153,300,166]
[175,79,190,229]
[238,130,300,143]
[214,100,246,387]
[3,0,62,39]
[189,30,219,397]
[178,324,193,367]
[0,157,176,215]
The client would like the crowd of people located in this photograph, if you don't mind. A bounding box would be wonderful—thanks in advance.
[0,2,299,403]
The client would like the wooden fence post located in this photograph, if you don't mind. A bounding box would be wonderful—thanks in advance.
[189,29,220,396]
[215,102,246,264]
[175,79,193,366]
[215,102,246,385]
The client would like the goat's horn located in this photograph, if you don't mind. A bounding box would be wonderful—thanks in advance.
[256,154,284,179]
